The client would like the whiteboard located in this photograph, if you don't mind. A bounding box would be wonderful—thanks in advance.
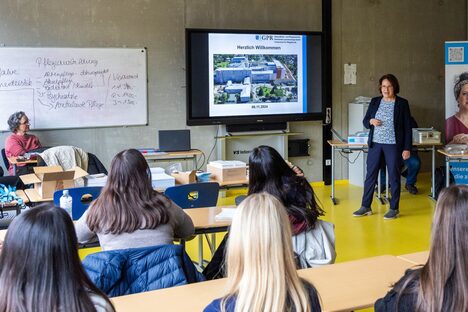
[0,47,147,131]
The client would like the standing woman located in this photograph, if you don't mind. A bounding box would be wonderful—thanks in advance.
[353,74,412,219]
[4,111,41,175]
[0,203,114,312]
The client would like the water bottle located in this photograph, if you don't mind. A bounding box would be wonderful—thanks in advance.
[59,189,73,218]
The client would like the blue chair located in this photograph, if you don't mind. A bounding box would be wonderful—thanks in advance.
[164,182,220,267]
[53,186,103,220]
[164,182,219,209]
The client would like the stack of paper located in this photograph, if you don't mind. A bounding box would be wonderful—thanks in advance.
[84,174,108,187]
[215,208,237,221]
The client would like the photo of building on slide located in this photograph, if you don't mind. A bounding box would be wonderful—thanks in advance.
[213,54,298,104]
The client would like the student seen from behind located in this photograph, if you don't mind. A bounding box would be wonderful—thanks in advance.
[204,193,321,312]
[0,203,114,312]
[375,184,468,311]
[75,148,194,250]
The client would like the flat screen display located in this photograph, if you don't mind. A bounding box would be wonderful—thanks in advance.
[186,29,324,126]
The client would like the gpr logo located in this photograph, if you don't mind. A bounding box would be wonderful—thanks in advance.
[255,35,274,41]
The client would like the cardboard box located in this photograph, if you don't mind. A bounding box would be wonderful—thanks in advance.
[20,166,88,199]
[207,161,247,183]
[171,170,196,184]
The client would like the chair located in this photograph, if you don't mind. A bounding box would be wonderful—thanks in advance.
[164,182,220,267]
[53,186,103,221]
[1,149,10,171]
[82,244,205,297]
[164,182,219,209]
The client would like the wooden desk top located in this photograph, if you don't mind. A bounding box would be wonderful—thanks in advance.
[112,255,413,312]
[24,188,53,202]
[7,156,38,165]
[397,251,429,265]
[329,140,443,149]
[0,190,29,206]
[184,206,235,231]
[437,149,468,158]
[143,150,202,160]
[327,139,367,147]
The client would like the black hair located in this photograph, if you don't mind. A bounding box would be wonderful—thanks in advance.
[248,145,324,230]
[0,203,115,312]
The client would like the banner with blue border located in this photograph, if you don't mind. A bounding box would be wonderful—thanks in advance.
[450,162,468,184]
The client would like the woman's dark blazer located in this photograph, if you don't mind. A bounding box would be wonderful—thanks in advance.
[363,96,412,152]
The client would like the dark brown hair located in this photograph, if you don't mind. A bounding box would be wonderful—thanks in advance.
[86,149,171,234]
[0,203,114,312]
[248,145,324,230]
[395,185,468,311]
[378,74,400,95]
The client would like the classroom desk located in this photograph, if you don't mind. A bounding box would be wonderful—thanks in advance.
[0,190,29,216]
[328,140,442,205]
[111,255,414,312]
[437,149,468,187]
[24,188,53,203]
[184,205,235,267]
[143,150,202,171]
[7,156,38,175]
[397,251,429,265]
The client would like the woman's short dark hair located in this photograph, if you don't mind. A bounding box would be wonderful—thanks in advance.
[379,74,400,95]
[248,145,324,230]
[86,148,171,234]
[453,72,468,100]
[7,111,26,132]
[0,203,114,312]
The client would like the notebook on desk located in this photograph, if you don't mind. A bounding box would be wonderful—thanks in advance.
[158,130,191,152]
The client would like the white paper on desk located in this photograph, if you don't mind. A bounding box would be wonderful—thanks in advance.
[215,208,237,221]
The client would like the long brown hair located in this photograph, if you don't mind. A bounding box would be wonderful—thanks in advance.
[86,149,171,234]
[0,203,114,312]
[396,185,468,311]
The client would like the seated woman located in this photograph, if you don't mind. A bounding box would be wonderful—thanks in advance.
[4,111,41,175]
[204,193,321,312]
[75,148,195,251]
[248,145,335,268]
[203,145,335,279]
[0,203,114,312]
[374,184,468,311]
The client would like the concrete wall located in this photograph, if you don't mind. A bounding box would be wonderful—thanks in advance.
[332,0,466,179]
[0,0,465,181]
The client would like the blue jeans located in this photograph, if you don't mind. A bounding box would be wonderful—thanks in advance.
[379,154,421,186]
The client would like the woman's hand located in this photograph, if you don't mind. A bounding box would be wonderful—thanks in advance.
[370,118,382,126]
[402,150,410,160]
[286,161,304,177]
[450,133,468,144]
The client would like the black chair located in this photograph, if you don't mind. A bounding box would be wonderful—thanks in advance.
[1,149,9,171]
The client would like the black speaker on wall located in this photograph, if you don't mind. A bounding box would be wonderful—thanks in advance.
[288,139,310,157]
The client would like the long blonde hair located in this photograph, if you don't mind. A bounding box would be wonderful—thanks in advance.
[221,193,314,312]
[397,185,468,311]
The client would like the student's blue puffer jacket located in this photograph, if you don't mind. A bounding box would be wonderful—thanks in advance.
[83,244,205,297]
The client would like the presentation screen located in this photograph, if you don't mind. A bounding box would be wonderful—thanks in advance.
[186,29,324,126]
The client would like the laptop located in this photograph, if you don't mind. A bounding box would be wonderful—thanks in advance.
[158,130,191,152]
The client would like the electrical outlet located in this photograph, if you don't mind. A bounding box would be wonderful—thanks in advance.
[325,159,331,166]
